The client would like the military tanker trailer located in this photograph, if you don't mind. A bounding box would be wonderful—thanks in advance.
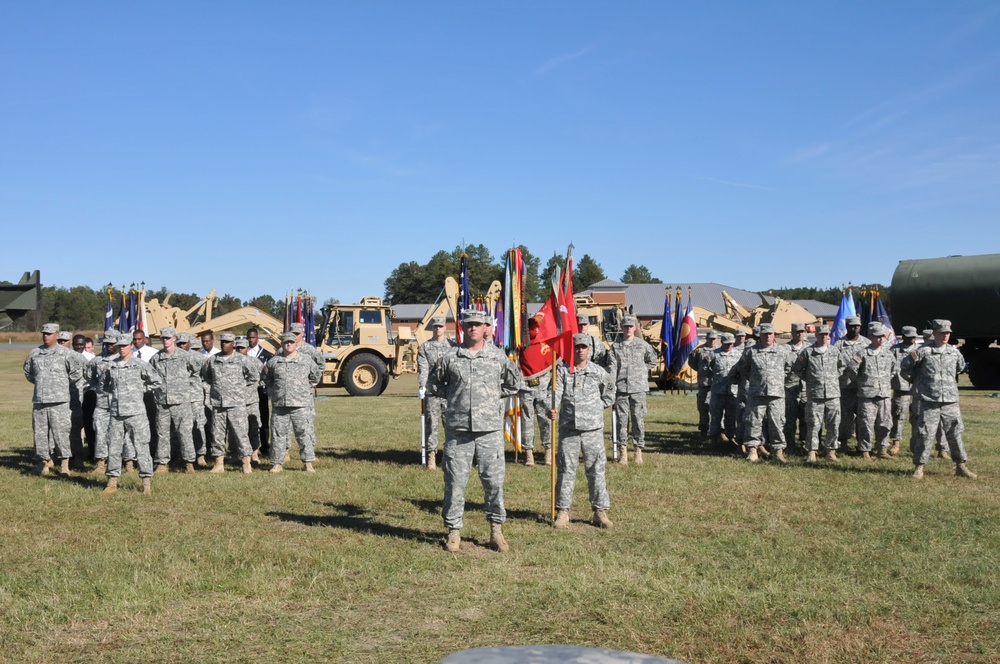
[890,253,1000,389]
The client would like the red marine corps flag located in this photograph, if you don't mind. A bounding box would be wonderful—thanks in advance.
[535,245,579,372]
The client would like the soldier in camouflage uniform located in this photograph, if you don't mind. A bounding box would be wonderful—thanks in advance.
[900,319,976,479]
[265,332,324,473]
[845,322,898,460]
[607,315,657,464]
[148,327,204,473]
[708,333,740,448]
[102,334,162,495]
[792,324,845,462]
[550,334,615,529]
[86,333,136,475]
[835,316,870,451]
[518,317,554,467]
[178,333,210,465]
[24,323,83,476]
[236,337,266,464]
[60,330,90,469]
[783,323,809,451]
[426,309,523,553]
[576,313,608,368]
[417,316,456,470]
[732,328,750,445]
[687,330,720,436]
[888,326,920,456]
[733,323,790,463]
[290,322,325,375]
[201,331,258,474]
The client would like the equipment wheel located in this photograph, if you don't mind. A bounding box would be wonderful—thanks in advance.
[967,348,1000,390]
[342,353,388,396]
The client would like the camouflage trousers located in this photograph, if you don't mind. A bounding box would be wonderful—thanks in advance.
[32,402,71,461]
[856,397,891,453]
[190,400,208,457]
[743,395,786,450]
[94,405,136,461]
[805,398,840,451]
[784,386,806,446]
[708,390,738,440]
[520,381,553,451]
[423,395,446,452]
[270,405,316,464]
[442,430,506,530]
[891,392,911,441]
[155,402,195,464]
[910,401,967,466]
[556,427,609,512]
[614,392,647,448]
[107,413,153,479]
[210,405,251,459]
[696,386,711,433]
[839,388,859,443]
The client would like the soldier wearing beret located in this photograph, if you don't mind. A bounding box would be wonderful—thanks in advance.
[900,320,976,479]
[417,316,456,469]
[427,309,524,553]
[687,329,720,437]
[24,323,84,476]
[200,331,259,474]
[888,326,920,455]
[549,334,615,530]
[606,314,657,464]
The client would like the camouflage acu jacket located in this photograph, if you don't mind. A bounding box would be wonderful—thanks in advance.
[553,360,614,432]
[426,344,523,433]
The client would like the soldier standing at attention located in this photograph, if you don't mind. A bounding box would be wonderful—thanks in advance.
[24,323,83,476]
[149,326,203,473]
[901,319,976,480]
[201,331,257,474]
[102,334,162,495]
[427,309,523,553]
[888,326,920,456]
[792,324,845,463]
[246,328,273,455]
[835,316,870,451]
[265,332,323,473]
[687,330,720,436]
[846,322,898,460]
[236,337,266,464]
[550,334,616,529]
[708,333,740,449]
[178,333,209,466]
[734,323,791,463]
[576,313,607,367]
[518,317,555,467]
[783,322,809,450]
[607,314,657,464]
[417,316,456,470]
[86,333,121,475]
[290,322,324,374]
[57,330,90,470]
[732,327,751,446]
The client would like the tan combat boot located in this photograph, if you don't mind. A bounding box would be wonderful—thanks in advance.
[955,462,977,479]
[774,449,787,464]
[124,460,135,473]
[618,445,628,465]
[102,477,118,494]
[553,510,570,529]
[93,459,107,475]
[154,463,168,474]
[806,450,818,463]
[185,462,195,474]
[284,451,291,464]
[445,529,461,552]
[209,456,225,473]
[36,460,51,476]
[304,462,315,473]
[251,450,260,464]
[633,447,644,465]
[861,451,872,461]
[543,448,552,466]
[489,523,509,553]
[142,477,152,495]
[592,510,613,529]
[269,464,283,474]
[426,450,437,470]
[196,455,207,467]
[825,449,838,462]
[912,464,925,479]
[746,447,759,463]
[524,450,535,467]
[876,448,892,460]
[888,440,900,456]
[241,456,252,474]
[758,446,771,458]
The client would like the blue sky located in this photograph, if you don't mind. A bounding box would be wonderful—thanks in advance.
[2,2,998,305]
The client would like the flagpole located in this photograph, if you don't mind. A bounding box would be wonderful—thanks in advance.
[549,349,558,521]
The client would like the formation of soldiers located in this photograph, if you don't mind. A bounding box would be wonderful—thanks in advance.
[24,322,322,495]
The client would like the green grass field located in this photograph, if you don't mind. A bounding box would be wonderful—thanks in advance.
[1,348,998,663]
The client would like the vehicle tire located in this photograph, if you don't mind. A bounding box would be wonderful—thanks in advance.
[967,347,1000,390]
[342,353,388,396]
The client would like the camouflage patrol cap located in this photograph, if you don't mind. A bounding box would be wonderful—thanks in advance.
[177,332,192,344]
[815,324,831,334]
[289,322,305,334]
[113,334,131,347]
[922,329,933,341]
[461,309,487,325]
[573,333,591,347]
[281,332,297,343]
[790,322,806,333]
[846,316,862,327]
[41,323,60,334]
[734,328,747,337]
[901,326,918,338]
[758,323,774,334]
[931,319,953,333]
[160,326,177,339]
[429,316,446,328]
[867,321,887,337]
[622,315,638,327]
[720,332,735,344]
[484,314,495,326]
[57,331,73,342]
[576,314,589,325]
[219,331,236,343]
[101,332,119,346]
[705,330,719,340]
[191,338,203,350]
[235,337,249,349]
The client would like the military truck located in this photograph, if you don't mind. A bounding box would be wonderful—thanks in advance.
[890,253,1000,389]
[0,270,40,330]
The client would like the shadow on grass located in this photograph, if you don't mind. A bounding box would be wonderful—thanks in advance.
[316,447,416,466]
[405,498,543,523]
[266,502,442,545]
[800,461,916,477]
[0,447,38,475]
[643,428,720,457]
